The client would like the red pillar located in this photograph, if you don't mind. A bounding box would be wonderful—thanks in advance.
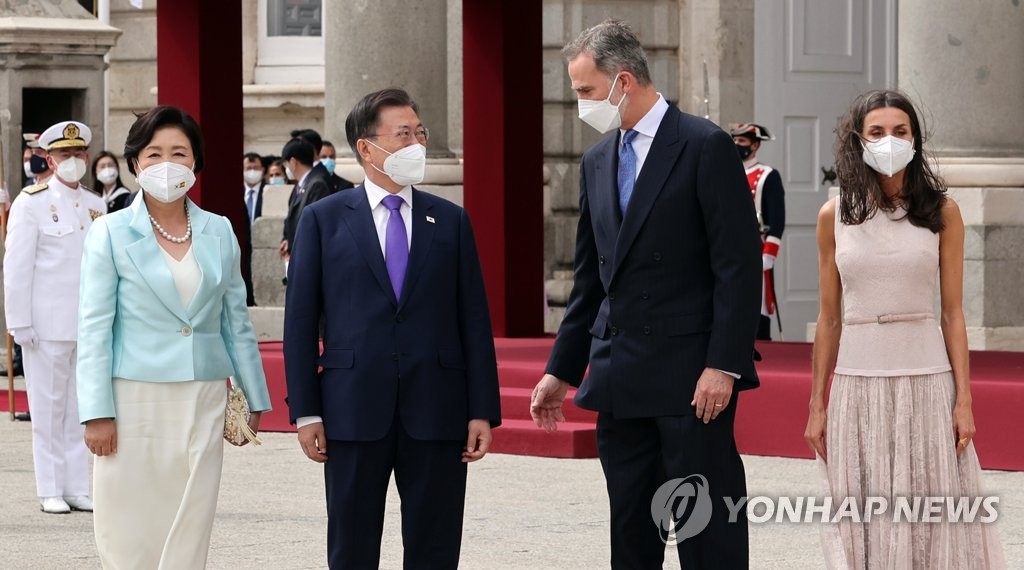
[463,1,544,337]
[156,0,246,242]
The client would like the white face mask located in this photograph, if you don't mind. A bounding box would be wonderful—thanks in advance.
[243,168,263,186]
[285,164,295,182]
[97,166,118,186]
[56,156,87,183]
[23,161,33,179]
[577,73,627,134]
[137,161,196,203]
[269,176,286,186]
[862,135,915,177]
[366,140,426,186]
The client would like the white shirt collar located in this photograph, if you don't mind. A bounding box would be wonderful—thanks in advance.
[296,169,311,190]
[364,176,413,210]
[622,94,669,141]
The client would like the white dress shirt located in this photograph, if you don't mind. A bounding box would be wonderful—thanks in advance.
[295,177,414,429]
[620,94,669,181]
[364,177,413,254]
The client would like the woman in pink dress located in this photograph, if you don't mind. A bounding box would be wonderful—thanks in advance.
[804,90,1005,568]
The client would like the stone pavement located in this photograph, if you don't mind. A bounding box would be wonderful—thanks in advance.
[0,418,1020,569]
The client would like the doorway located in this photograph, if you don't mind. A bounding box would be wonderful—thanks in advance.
[22,88,87,136]
[754,0,897,341]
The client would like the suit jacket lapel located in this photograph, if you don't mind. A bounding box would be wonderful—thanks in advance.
[124,195,190,323]
[185,205,221,318]
[397,189,435,311]
[342,186,398,306]
[612,106,686,280]
[592,135,623,249]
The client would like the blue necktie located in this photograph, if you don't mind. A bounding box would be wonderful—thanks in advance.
[245,189,256,223]
[382,195,408,300]
[618,129,639,214]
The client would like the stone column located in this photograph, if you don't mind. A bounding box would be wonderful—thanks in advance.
[678,0,754,126]
[899,0,1024,349]
[324,0,450,158]
[323,0,460,204]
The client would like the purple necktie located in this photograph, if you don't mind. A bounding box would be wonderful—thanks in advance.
[382,194,408,300]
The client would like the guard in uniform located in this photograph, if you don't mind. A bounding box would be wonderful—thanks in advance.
[730,123,786,340]
[3,121,107,514]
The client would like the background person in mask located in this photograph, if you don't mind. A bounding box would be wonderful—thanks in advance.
[242,152,265,305]
[76,105,271,568]
[266,158,287,185]
[3,120,106,514]
[731,123,786,340]
[283,87,501,569]
[529,20,762,568]
[278,137,330,267]
[22,133,52,185]
[805,89,1005,568]
[90,151,135,213]
[291,128,354,195]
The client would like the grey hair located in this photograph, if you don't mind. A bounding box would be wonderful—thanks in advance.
[562,19,652,86]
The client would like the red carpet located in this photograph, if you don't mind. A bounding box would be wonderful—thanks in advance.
[0,388,29,414]
[257,339,1024,470]
[7,340,1021,470]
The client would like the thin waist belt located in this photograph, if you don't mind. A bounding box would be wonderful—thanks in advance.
[844,312,934,325]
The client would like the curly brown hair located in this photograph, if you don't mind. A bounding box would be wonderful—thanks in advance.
[834,89,946,232]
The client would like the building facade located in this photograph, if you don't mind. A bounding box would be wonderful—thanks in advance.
[3,0,1021,348]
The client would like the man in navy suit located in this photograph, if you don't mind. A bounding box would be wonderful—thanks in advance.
[242,152,265,306]
[284,88,501,569]
[530,20,762,569]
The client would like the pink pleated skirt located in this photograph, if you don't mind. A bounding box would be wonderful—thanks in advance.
[818,371,1006,569]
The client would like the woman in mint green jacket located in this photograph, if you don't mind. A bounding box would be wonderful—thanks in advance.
[76,106,271,569]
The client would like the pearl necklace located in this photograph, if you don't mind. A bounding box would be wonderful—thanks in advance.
[149,205,192,244]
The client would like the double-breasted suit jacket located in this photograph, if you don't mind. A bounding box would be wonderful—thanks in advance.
[546,104,763,417]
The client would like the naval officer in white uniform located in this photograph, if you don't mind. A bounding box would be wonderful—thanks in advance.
[4,121,107,514]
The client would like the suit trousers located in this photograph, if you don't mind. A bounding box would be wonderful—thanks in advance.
[596,395,749,570]
[21,340,89,498]
[324,414,467,570]
[93,379,226,570]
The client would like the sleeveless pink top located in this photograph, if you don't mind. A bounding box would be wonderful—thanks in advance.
[833,197,952,377]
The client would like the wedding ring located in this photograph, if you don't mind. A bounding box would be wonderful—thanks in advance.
[714,403,723,407]
[958,437,969,448]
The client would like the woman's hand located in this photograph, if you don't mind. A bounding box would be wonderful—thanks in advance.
[804,405,828,463]
[952,399,975,456]
[85,418,118,456]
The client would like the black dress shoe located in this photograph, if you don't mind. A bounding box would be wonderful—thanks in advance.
[14,412,30,422]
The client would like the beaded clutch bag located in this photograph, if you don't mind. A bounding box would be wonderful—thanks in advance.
[225,382,262,446]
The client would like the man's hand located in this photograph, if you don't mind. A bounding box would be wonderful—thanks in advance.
[462,419,492,463]
[530,374,570,433]
[691,368,735,424]
[10,327,38,350]
[84,418,117,456]
[278,240,289,259]
[297,422,328,463]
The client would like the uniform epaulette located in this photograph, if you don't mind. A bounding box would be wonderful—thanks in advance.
[22,183,48,195]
